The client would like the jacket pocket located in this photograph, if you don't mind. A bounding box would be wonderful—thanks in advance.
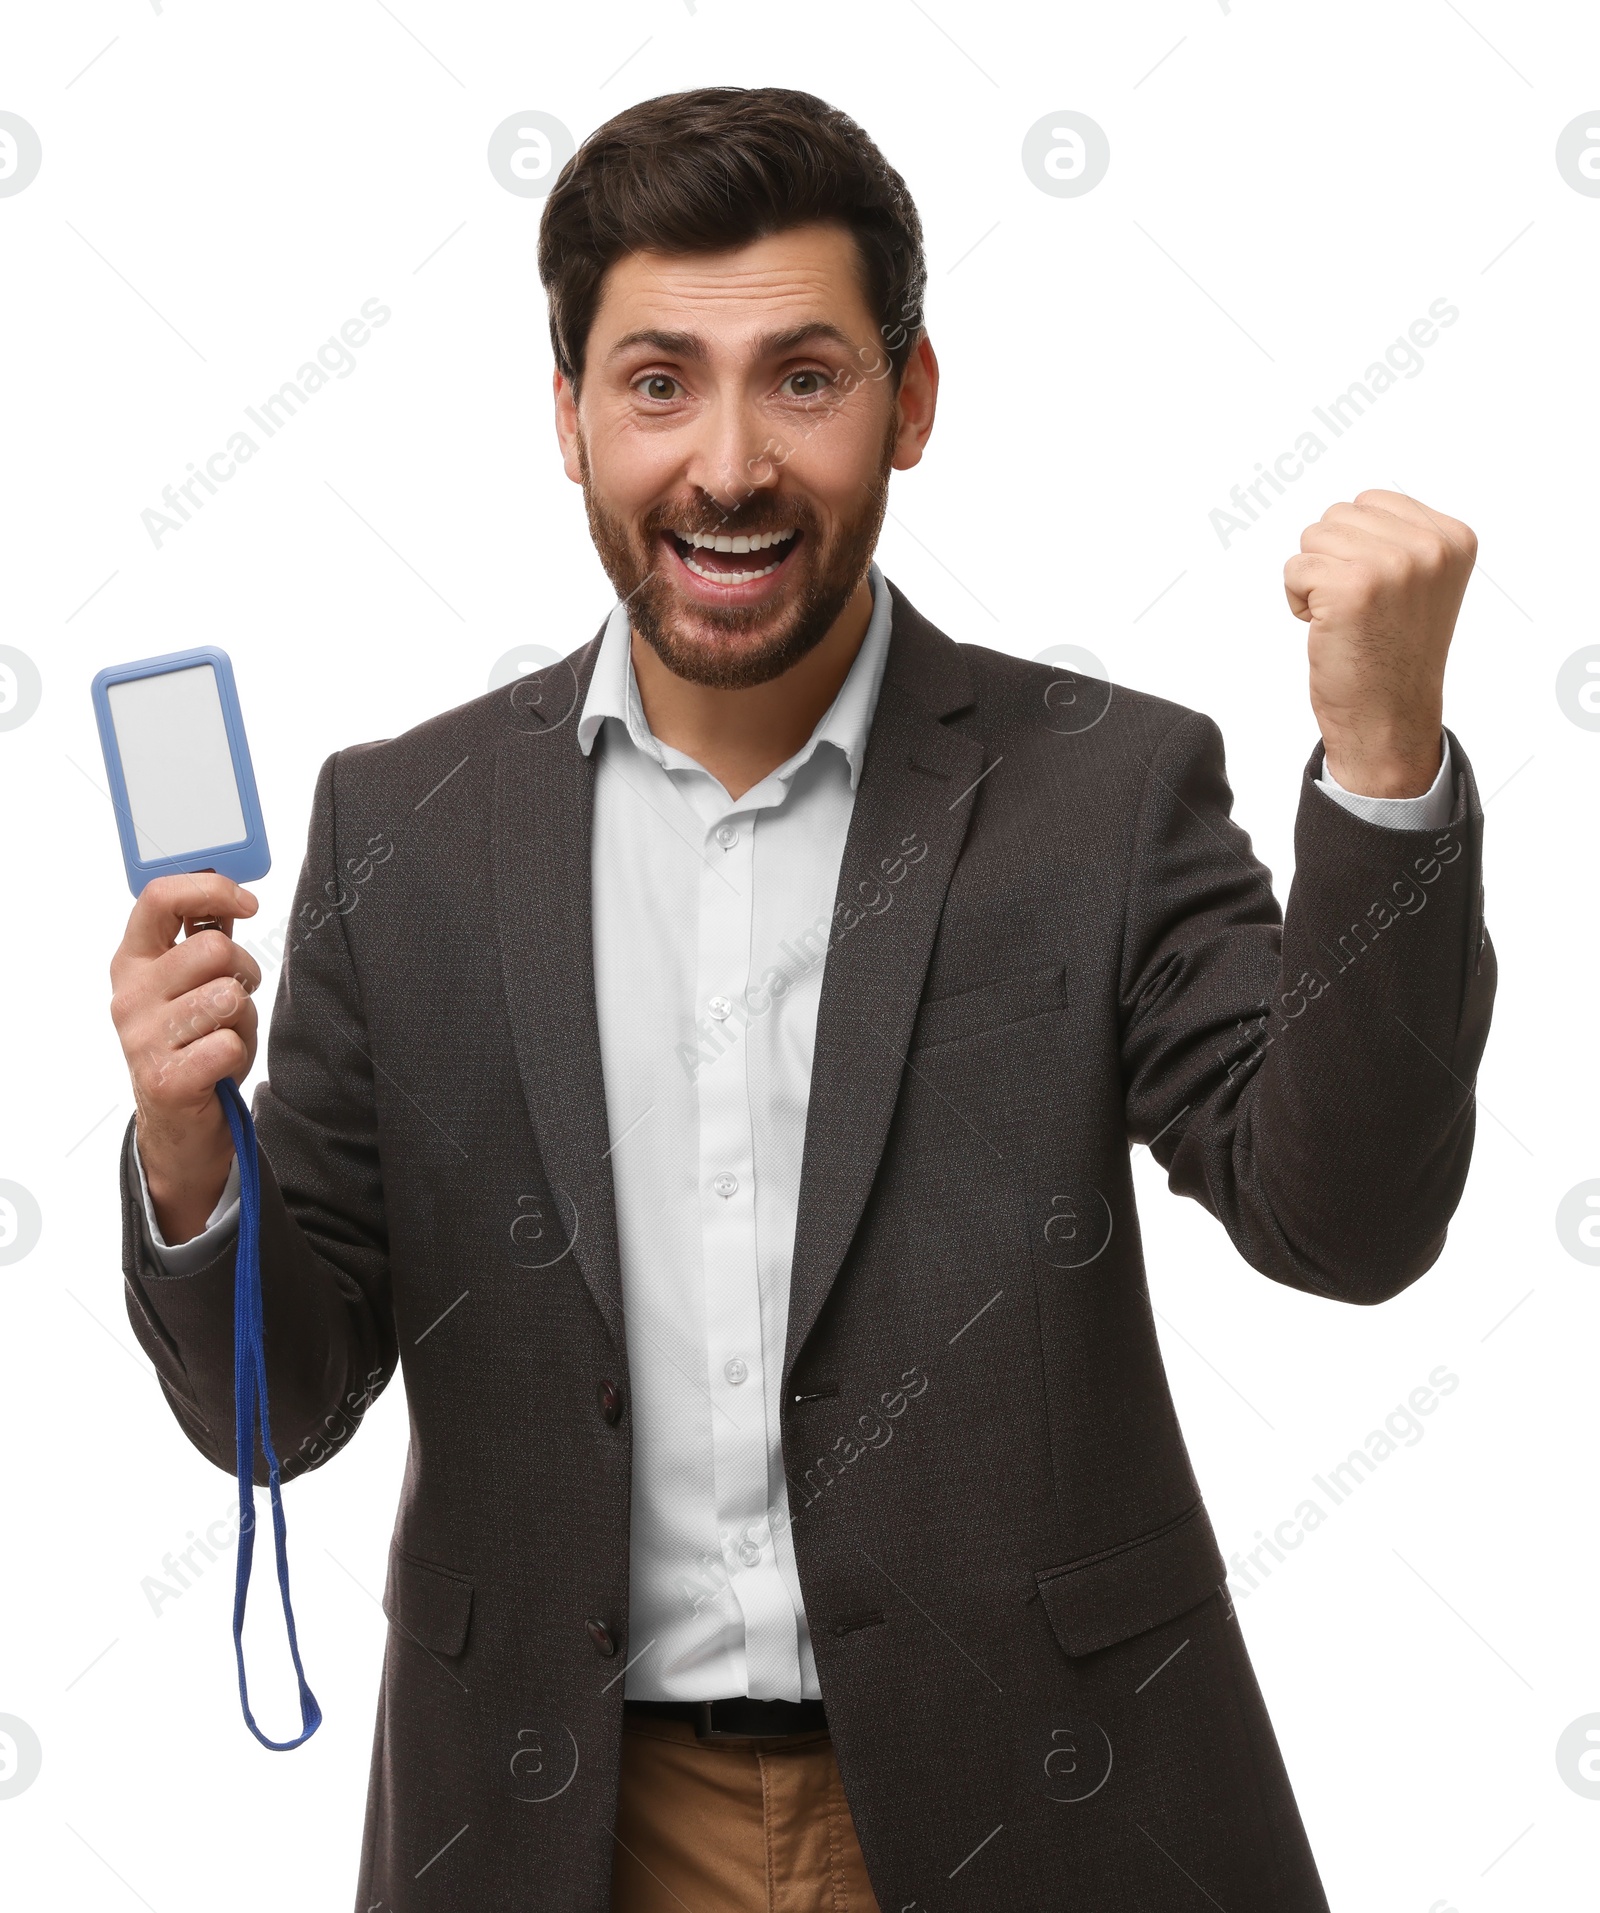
[910,962,1068,1052]
[1034,1501,1225,1657]
[382,1544,474,1657]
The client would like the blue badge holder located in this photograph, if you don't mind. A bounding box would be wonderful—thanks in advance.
[92,646,320,1749]
[91,646,271,897]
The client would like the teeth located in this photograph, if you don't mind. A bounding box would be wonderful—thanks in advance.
[678,528,795,552]
[682,552,785,585]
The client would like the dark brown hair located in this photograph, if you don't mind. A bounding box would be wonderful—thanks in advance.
[537,87,926,390]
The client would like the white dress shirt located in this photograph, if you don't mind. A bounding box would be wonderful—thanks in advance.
[573,562,898,1700]
[135,566,1454,1701]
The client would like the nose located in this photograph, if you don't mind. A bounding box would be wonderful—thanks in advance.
[684,389,786,516]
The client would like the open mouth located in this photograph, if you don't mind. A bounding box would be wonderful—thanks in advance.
[661,525,802,589]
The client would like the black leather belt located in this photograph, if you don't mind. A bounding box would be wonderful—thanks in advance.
[624,1696,827,1740]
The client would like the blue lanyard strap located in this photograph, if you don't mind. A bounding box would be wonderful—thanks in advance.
[216,1076,322,1750]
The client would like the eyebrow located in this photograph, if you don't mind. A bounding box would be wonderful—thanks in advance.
[605,322,857,363]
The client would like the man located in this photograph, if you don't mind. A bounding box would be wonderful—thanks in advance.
[110,87,1493,1912]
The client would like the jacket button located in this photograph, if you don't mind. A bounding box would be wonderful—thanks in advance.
[598,1379,624,1425]
[586,1619,618,1657]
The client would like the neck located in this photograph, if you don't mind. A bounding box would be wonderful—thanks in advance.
[629,576,875,800]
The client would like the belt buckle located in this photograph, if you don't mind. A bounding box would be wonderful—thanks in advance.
[694,1699,792,1742]
[688,1706,769,1752]
[692,1700,744,1742]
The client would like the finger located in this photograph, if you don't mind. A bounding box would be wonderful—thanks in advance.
[1350,488,1472,550]
[1283,551,1350,619]
[141,1023,253,1101]
[130,984,256,1091]
[1333,488,1417,523]
[151,932,264,1002]
[158,975,257,1053]
[1298,520,1410,567]
[123,875,258,961]
[1315,502,1457,567]
[114,926,263,1011]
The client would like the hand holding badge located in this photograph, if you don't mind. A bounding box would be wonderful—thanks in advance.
[94,648,320,1750]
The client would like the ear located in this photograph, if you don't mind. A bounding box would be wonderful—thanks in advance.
[554,368,583,484]
[890,334,939,472]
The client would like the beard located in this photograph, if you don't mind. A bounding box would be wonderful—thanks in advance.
[576,421,896,691]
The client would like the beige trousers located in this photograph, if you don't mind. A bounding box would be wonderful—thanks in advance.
[610,1713,882,1913]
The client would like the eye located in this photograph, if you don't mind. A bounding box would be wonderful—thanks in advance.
[635,373,683,402]
[781,369,833,399]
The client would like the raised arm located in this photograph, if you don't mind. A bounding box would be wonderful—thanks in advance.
[1122,490,1493,1301]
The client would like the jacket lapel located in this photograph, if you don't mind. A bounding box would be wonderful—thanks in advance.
[782,591,985,1386]
[492,630,628,1352]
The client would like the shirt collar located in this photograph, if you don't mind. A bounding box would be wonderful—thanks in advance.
[576,562,894,794]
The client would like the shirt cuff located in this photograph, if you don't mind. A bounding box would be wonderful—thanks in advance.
[1314,732,1453,831]
[132,1129,240,1275]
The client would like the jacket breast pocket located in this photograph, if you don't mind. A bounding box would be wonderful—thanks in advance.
[382,1543,475,1658]
[1034,1501,1226,1657]
[910,962,1068,1052]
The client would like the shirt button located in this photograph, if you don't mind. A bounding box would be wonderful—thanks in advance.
[714,823,739,849]
[597,1379,624,1425]
[737,1539,761,1568]
[713,1172,738,1199]
[723,1356,749,1386]
[586,1619,618,1658]
[708,994,732,1021]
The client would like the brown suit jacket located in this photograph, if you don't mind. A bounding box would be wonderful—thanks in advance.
[121,584,1494,1910]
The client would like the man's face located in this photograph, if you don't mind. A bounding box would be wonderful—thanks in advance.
[555,221,933,690]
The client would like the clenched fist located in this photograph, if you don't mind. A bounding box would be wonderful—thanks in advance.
[1284,489,1475,798]
[109,873,262,1246]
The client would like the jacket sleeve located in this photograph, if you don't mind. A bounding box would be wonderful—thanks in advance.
[1119,711,1494,1304]
[120,749,398,1480]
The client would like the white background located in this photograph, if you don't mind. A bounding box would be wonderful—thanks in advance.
[2,2,1596,1907]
